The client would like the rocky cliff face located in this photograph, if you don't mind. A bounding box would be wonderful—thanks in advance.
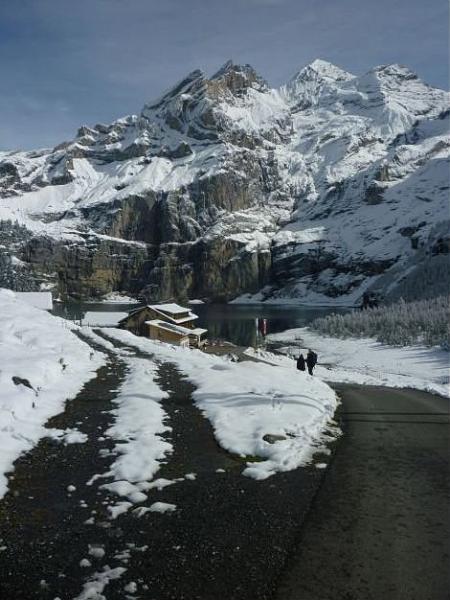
[0,59,448,304]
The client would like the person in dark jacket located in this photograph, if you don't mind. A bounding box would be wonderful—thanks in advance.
[296,353,306,371]
[306,349,318,375]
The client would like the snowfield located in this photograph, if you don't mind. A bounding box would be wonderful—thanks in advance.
[0,289,105,498]
[99,328,338,480]
[267,328,450,398]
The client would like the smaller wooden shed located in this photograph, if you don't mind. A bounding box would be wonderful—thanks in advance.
[145,320,191,347]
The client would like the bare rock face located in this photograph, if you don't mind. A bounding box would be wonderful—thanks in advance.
[21,235,154,298]
[19,229,271,302]
[0,59,449,303]
[139,237,271,303]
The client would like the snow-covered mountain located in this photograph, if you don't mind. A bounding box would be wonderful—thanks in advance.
[0,59,448,304]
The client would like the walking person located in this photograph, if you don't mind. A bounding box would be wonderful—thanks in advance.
[296,353,306,371]
[306,349,318,376]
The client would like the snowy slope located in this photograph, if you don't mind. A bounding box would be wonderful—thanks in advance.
[0,289,105,498]
[0,59,448,303]
[267,327,450,398]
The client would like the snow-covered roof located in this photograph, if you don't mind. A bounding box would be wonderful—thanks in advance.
[120,304,199,325]
[168,313,198,324]
[82,311,128,327]
[15,292,53,310]
[148,303,189,315]
[148,304,199,324]
[190,328,208,336]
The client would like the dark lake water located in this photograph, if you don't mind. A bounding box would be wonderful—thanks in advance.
[53,301,348,347]
[192,303,348,347]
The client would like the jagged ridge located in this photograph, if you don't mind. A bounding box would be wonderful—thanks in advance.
[0,58,448,304]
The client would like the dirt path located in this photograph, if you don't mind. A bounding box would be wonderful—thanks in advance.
[0,332,331,600]
[275,384,450,600]
[0,335,129,599]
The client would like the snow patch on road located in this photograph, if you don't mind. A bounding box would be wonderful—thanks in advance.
[100,357,172,516]
[74,565,126,600]
[46,428,88,444]
[148,501,177,513]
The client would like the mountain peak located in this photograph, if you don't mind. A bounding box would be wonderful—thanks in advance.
[281,59,354,108]
[209,60,268,94]
[144,69,205,111]
[211,59,236,79]
[355,63,427,97]
[293,58,354,83]
[371,63,418,79]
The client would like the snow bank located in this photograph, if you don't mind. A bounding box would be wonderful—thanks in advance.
[190,358,337,480]
[0,289,105,498]
[100,329,338,480]
[268,327,450,398]
[100,292,139,304]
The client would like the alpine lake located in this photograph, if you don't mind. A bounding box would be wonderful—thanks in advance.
[52,300,350,348]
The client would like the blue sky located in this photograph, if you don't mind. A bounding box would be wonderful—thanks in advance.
[0,0,447,150]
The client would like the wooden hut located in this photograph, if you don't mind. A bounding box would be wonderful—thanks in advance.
[146,320,191,347]
[119,303,207,348]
